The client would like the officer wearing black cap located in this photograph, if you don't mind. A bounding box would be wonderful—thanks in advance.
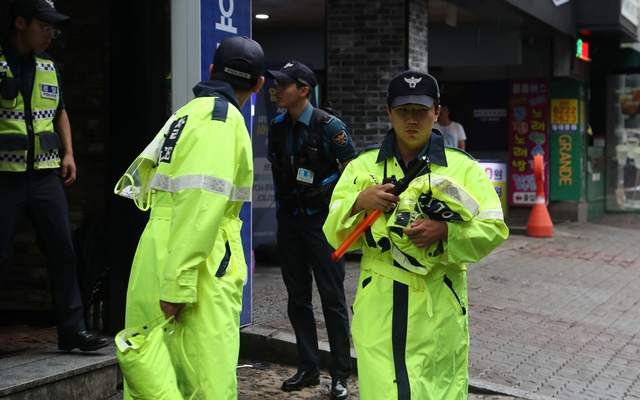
[266,60,355,399]
[323,70,508,399]
[118,35,265,399]
[0,0,109,352]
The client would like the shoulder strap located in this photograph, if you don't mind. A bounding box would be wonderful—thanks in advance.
[307,107,333,145]
[211,96,229,122]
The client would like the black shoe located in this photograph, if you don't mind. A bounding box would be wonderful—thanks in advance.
[281,370,320,392]
[331,376,349,400]
[58,330,110,352]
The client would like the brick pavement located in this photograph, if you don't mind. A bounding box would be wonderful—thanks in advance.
[467,216,640,400]
[244,213,640,400]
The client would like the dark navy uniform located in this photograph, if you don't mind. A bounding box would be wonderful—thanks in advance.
[268,102,356,380]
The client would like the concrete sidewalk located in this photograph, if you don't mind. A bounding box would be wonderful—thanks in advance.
[242,213,640,400]
[2,213,639,399]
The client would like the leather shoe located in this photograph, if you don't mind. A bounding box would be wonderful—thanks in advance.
[331,376,349,400]
[281,370,320,392]
[58,330,109,352]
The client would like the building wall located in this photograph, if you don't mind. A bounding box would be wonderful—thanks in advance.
[326,0,419,149]
[408,0,429,72]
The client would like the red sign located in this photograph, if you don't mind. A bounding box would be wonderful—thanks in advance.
[508,80,550,206]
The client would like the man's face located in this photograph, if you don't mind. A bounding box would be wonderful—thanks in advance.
[274,81,307,109]
[388,103,440,152]
[15,17,56,53]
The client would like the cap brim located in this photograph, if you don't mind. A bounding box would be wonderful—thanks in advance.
[390,95,436,108]
[36,11,71,25]
[265,70,295,83]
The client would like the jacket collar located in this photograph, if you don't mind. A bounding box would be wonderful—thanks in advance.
[192,80,241,110]
[282,102,314,126]
[376,129,448,167]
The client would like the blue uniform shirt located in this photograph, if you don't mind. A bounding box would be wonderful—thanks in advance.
[269,102,356,164]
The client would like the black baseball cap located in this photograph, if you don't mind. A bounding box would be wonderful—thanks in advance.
[266,60,317,89]
[10,0,71,25]
[387,70,440,108]
[211,36,265,90]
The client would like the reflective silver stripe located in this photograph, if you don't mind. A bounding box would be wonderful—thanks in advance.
[0,61,9,72]
[230,186,252,202]
[431,176,480,216]
[150,173,252,202]
[479,209,504,220]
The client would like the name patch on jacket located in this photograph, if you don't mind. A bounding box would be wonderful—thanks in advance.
[159,115,188,163]
[40,83,58,100]
[332,130,348,146]
[418,193,464,221]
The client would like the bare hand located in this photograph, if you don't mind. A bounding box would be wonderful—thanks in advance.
[353,183,401,214]
[160,301,186,322]
[403,218,448,248]
[60,154,76,186]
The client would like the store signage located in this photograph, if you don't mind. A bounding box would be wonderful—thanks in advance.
[621,0,639,26]
[548,81,585,202]
[551,98,579,133]
[508,80,550,206]
[557,134,573,185]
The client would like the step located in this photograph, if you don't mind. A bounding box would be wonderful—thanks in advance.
[0,327,119,400]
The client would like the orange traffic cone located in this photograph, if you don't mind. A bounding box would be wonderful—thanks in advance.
[526,154,553,237]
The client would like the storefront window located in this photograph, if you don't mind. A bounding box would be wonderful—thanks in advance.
[609,74,640,211]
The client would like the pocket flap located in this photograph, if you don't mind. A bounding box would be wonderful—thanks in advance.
[38,131,61,150]
[0,133,28,151]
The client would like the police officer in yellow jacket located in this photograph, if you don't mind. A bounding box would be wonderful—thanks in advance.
[0,0,108,352]
[115,36,265,399]
[323,70,509,400]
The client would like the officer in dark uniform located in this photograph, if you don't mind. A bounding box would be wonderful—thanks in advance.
[0,0,108,352]
[267,60,356,400]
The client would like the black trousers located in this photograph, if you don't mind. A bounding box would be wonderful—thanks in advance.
[0,170,85,336]
[277,208,352,378]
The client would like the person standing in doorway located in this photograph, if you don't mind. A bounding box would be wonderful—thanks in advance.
[266,60,355,400]
[0,0,109,352]
[434,104,467,150]
[323,70,508,399]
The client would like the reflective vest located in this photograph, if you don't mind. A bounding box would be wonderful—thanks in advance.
[0,46,61,171]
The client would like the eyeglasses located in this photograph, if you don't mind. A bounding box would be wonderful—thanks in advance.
[39,23,61,39]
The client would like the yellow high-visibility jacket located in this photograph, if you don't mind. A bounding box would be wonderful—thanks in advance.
[323,130,509,400]
[116,81,252,400]
[0,46,61,171]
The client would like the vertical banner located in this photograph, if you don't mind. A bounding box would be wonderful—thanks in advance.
[200,0,254,326]
[508,80,550,206]
[251,76,277,249]
[549,94,582,200]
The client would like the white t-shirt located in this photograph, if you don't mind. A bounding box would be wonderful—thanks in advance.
[434,121,467,149]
